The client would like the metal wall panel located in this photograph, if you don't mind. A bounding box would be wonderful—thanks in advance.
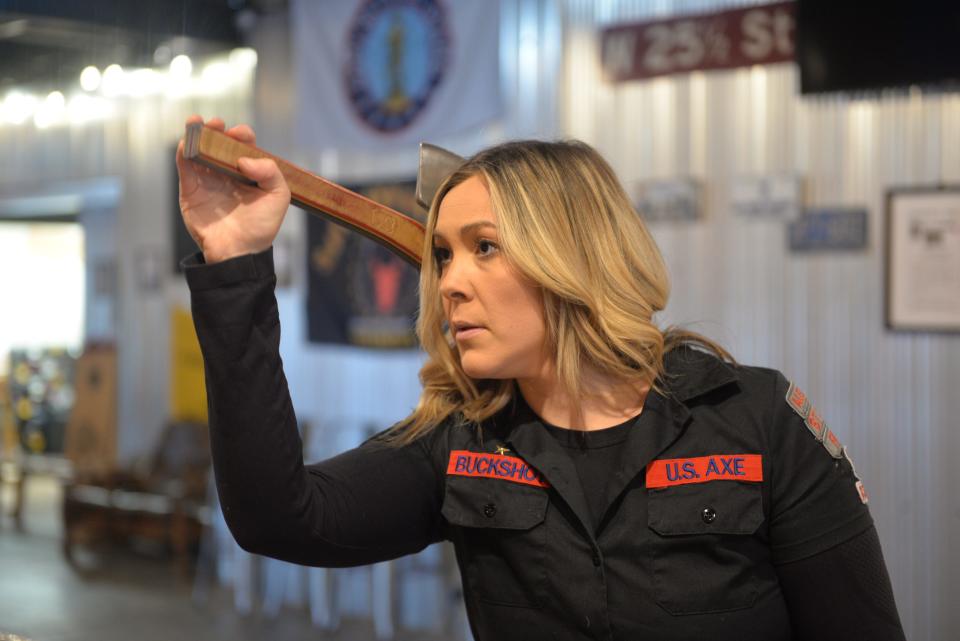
[561,2,959,639]
[0,82,252,461]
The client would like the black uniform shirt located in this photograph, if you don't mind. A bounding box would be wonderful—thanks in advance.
[183,247,892,641]
[540,414,635,533]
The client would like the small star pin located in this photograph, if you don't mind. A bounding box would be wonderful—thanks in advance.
[495,445,511,456]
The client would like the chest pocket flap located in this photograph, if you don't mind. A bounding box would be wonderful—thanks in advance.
[649,481,764,535]
[442,475,548,529]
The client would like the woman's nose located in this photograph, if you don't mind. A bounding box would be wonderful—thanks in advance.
[438,255,471,301]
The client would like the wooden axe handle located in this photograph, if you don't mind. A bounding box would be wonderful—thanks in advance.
[183,123,425,268]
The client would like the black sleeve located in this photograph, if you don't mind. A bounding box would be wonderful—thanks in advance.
[767,372,874,564]
[183,247,444,567]
[777,525,906,641]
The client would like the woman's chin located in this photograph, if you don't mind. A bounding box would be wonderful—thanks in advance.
[460,355,503,380]
[461,362,489,379]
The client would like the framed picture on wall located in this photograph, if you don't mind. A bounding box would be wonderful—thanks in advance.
[885,187,960,332]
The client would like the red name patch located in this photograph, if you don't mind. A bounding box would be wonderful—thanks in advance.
[646,454,763,489]
[446,450,550,488]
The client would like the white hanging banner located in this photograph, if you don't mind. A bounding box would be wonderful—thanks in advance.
[292,0,501,150]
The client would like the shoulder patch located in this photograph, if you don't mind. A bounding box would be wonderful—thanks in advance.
[786,382,811,418]
[788,381,868,503]
[785,380,842,459]
[804,407,826,441]
[822,428,844,459]
[844,447,869,505]
[855,480,869,504]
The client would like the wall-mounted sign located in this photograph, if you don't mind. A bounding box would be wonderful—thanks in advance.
[635,178,702,222]
[788,208,868,251]
[601,1,794,82]
[886,187,960,332]
[730,175,802,217]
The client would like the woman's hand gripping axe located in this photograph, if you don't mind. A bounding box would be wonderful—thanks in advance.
[182,122,463,269]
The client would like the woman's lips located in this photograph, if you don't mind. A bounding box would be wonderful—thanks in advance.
[455,327,486,341]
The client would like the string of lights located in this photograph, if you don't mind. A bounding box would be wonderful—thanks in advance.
[0,47,257,130]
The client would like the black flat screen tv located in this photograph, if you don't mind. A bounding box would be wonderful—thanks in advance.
[797,2,960,94]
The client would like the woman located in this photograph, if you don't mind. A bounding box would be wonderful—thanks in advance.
[177,115,906,640]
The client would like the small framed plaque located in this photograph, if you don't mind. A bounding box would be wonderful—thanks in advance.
[788,208,868,252]
[885,187,960,332]
[634,178,702,222]
[730,175,802,217]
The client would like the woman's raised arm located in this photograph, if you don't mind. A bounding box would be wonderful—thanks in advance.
[178,118,445,566]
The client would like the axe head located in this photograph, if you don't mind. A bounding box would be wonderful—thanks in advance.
[416,143,465,210]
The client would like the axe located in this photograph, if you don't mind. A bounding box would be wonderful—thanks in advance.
[182,123,464,269]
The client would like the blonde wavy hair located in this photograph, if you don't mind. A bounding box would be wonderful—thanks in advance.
[389,140,730,444]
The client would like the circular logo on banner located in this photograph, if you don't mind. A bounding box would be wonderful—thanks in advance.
[345,0,449,133]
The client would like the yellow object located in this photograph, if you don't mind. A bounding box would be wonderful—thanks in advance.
[15,397,33,421]
[13,361,30,385]
[170,306,208,423]
[26,430,45,453]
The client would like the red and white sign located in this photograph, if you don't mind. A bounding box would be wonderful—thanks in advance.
[601,1,795,82]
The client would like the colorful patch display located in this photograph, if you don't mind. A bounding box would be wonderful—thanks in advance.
[446,450,550,488]
[822,429,843,459]
[785,381,843,459]
[786,382,811,418]
[786,381,867,501]
[646,454,763,489]
[804,407,826,441]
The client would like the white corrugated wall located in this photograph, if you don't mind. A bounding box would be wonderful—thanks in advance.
[560,1,959,639]
[0,86,252,462]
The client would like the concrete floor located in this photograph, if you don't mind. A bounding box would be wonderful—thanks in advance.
[0,477,461,641]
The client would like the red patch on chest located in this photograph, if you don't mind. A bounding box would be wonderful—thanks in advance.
[446,450,550,488]
[646,454,763,489]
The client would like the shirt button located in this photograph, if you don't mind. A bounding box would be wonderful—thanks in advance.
[701,507,717,524]
[483,503,497,518]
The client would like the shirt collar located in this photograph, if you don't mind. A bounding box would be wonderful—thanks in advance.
[658,345,739,402]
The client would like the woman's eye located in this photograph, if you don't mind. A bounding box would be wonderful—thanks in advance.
[433,246,451,267]
[477,239,499,257]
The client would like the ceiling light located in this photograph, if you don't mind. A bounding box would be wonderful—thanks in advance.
[1,91,38,125]
[169,54,193,81]
[229,47,258,71]
[34,92,66,128]
[101,64,125,97]
[45,91,65,109]
[80,66,101,92]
